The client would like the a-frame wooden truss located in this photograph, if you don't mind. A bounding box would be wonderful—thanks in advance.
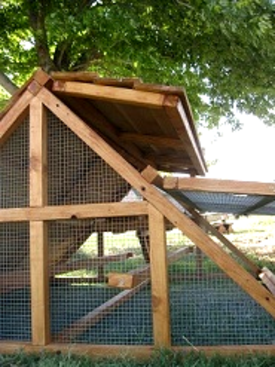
[1,70,275,356]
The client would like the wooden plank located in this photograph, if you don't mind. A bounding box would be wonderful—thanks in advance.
[29,222,49,346]
[93,77,141,88]
[163,101,207,175]
[38,88,275,320]
[2,343,275,358]
[97,232,105,282]
[119,132,184,149]
[56,279,150,342]
[163,177,275,197]
[51,71,99,82]
[0,90,33,146]
[149,204,171,347]
[29,97,50,346]
[52,81,179,109]
[108,247,191,289]
[144,154,194,168]
[141,165,163,187]
[108,272,138,289]
[0,202,148,222]
[32,68,52,87]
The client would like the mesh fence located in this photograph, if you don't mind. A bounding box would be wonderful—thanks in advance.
[0,117,29,208]
[49,216,153,345]
[167,226,275,346]
[47,111,131,206]
[183,191,262,215]
[0,222,31,341]
[0,117,31,342]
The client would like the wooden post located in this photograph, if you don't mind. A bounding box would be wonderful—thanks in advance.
[97,232,105,282]
[29,97,50,346]
[148,204,171,347]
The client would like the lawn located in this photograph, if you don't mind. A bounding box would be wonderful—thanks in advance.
[1,350,275,366]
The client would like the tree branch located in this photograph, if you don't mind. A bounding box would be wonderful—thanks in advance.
[0,71,18,95]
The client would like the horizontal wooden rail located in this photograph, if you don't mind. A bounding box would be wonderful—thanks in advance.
[163,177,275,196]
[1,342,275,358]
[52,81,179,109]
[0,202,148,222]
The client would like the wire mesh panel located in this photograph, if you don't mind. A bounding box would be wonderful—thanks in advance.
[0,117,29,209]
[0,117,31,342]
[167,228,275,346]
[0,222,31,341]
[183,191,262,215]
[47,111,131,206]
[49,216,153,345]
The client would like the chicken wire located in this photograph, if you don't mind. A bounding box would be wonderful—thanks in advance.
[0,118,31,342]
[167,227,275,346]
[47,111,131,206]
[179,191,275,216]
[0,222,31,341]
[49,216,153,345]
[0,117,29,209]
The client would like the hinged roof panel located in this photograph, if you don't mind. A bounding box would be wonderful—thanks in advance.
[49,71,207,175]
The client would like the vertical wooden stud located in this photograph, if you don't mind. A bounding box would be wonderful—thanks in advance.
[148,204,171,347]
[97,232,105,282]
[29,97,50,346]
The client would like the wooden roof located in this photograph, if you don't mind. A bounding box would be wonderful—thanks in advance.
[0,69,207,175]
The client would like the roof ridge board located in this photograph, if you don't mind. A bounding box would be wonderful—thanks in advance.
[51,71,99,82]
[51,71,143,88]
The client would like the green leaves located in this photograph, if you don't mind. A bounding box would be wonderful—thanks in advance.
[1,0,275,127]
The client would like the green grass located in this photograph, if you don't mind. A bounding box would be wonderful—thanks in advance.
[2,350,275,366]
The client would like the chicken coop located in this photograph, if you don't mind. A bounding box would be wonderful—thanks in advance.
[1,69,275,357]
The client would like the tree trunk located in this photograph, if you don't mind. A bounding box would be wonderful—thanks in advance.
[27,0,57,72]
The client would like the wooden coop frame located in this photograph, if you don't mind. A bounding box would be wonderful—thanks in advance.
[1,69,275,357]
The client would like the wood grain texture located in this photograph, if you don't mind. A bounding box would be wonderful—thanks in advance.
[108,247,191,289]
[29,97,50,346]
[164,177,275,196]
[1,342,275,357]
[164,101,207,175]
[52,81,178,109]
[0,202,148,222]
[149,205,171,347]
[0,90,33,146]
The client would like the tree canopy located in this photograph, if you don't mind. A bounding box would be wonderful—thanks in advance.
[1,0,275,127]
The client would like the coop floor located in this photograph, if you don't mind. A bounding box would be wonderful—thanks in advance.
[1,280,275,346]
